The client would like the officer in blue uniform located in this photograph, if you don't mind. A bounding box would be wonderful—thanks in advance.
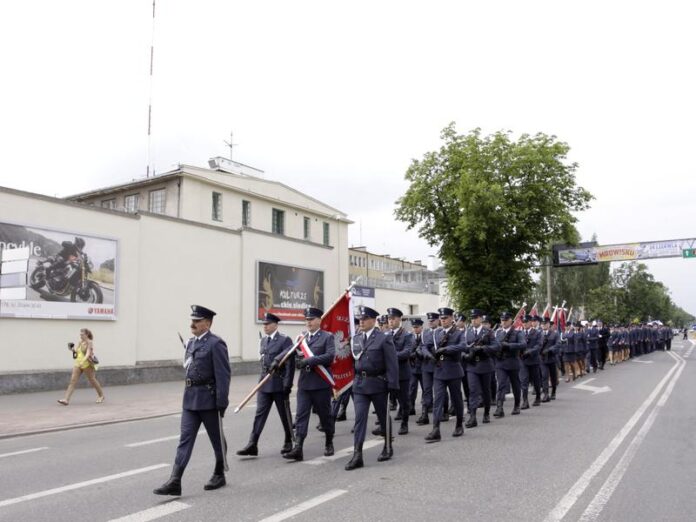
[408,318,425,416]
[154,305,231,496]
[424,307,467,442]
[519,315,542,409]
[493,311,525,417]
[539,317,560,401]
[237,312,295,457]
[416,312,440,426]
[345,306,399,470]
[283,307,335,462]
[586,321,600,373]
[464,309,499,428]
[387,308,415,435]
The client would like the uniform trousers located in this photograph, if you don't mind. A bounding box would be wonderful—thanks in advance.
[175,409,224,471]
[408,371,423,411]
[540,362,558,393]
[467,371,492,413]
[331,390,352,418]
[353,390,388,445]
[496,367,520,405]
[252,391,293,441]
[520,364,541,400]
[433,377,463,427]
[396,379,410,423]
[295,388,334,439]
[421,367,434,412]
[589,348,599,371]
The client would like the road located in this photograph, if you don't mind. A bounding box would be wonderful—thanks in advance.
[0,338,694,522]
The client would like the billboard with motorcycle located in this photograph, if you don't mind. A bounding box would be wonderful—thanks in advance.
[0,221,117,320]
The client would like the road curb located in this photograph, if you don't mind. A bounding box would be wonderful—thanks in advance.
[0,410,181,440]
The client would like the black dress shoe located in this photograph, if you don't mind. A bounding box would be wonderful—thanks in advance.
[377,447,393,462]
[336,412,347,422]
[280,441,293,454]
[440,413,450,422]
[541,393,550,403]
[282,439,304,461]
[482,413,490,424]
[452,425,464,437]
[511,406,521,415]
[204,474,226,491]
[324,443,334,457]
[521,400,530,410]
[345,449,363,471]
[409,408,416,415]
[398,423,408,435]
[415,413,429,426]
[465,417,478,429]
[153,478,181,496]
[236,441,258,456]
[425,427,441,443]
[532,397,541,407]
[372,428,386,437]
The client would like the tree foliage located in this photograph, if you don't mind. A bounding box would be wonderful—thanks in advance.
[395,124,593,314]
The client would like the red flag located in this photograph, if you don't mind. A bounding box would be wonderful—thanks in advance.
[319,291,355,397]
[513,302,527,330]
[558,307,567,332]
[530,302,539,318]
[542,303,551,319]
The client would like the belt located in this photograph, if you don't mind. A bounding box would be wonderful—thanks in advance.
[185,378,214,387]
[359,371,386,379]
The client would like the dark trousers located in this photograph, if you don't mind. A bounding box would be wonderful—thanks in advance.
[251,391,293,442]
[467,371,492,414]
[175,409,224,472]
[433,377,463,427]
[666,338,672,351]
[353,391,388,445]
[421,369,434,411]
[540,362,558,393]
[408,372,423,411]
[589,348,599,370]
[599,345,608,366]
[331,390,352,418]
[295,388,333,439]
[520,364,541,400]
[496,367,521,405]
[489,372,497,402]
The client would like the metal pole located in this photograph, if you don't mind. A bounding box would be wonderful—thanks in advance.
[546,258,552,308]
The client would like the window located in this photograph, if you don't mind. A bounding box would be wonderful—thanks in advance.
[149,189,166,214]
[212,192,223,221]
[272,208,285,235]
[242,200,251,227]
[124,194,139,212]
[101,198,116,209]
[323,222,330,246]
[303,217,311,240]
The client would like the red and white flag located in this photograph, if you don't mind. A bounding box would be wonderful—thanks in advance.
[296,336,335,388]
[542,303,551,319]
[529,302,539,318]
[320,291,355,397]
[513,302,527,330]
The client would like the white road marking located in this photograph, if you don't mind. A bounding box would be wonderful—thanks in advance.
[0,464,169,508]
[0,447,48,459]
[126,429,204,447]
[631,360,654,364]
[572,378,611,395]
[302,438,382,465]
[543,354,681,522]
[108,501,191,522]
[258,489,348,522]
[578,352,686,521]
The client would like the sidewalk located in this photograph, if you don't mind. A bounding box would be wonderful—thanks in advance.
[0,373,261,439]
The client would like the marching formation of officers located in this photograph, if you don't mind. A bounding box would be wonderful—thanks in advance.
[154,304,675,495]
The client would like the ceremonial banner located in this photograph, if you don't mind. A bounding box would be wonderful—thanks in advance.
[513,303,527,330]
[256,261,324,323]
[321,292,355,397]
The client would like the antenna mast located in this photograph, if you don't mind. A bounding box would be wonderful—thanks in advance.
[146,0,156,177]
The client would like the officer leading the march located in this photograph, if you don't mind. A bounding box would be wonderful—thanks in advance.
[494,311,525,417]
[345,306,399,470]
[387,307,415,435]
[154,305,231,496]
[283,307,335,462]
[237,312,295,458]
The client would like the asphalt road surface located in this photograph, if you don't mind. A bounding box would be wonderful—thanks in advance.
[1,339,694,522]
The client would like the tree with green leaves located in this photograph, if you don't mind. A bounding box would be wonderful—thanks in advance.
[395,124,593,315]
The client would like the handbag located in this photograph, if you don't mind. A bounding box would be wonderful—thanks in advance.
[90,354,100,365]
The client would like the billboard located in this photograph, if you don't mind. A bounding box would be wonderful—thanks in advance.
[0,222,117,320]
[553,238,696,267]
[256,261,324,323]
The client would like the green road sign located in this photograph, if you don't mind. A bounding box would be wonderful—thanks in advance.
[683,248,696,258]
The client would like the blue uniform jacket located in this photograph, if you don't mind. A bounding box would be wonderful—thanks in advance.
[259,332,295,394]
[464,326,499,374]
[521,328,541,366]
[425,326,466,380]
[183,331,231,411]
[495,327,525,371]
[297,329,335,391]
[586,327,599,350]
[391,327,415,382]
[352,329,399,394]
[410,332,424,374]
[540,330,560,364]
[420,327,440,374]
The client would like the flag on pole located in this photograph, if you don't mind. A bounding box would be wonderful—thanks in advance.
[513,302,527,330]
[542,303,551,319]
[530,302,539,318]
[319,291,355,397]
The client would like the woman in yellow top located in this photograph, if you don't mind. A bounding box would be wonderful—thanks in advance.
[57,328,105,405]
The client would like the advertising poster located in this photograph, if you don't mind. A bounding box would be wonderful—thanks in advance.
[257,261,324,323]
[0,222,117,320]
[554,238,696,266]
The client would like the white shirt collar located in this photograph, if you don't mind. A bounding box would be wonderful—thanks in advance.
[364,327,376,339]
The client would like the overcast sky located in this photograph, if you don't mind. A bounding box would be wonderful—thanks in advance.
[1,1,694,315]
